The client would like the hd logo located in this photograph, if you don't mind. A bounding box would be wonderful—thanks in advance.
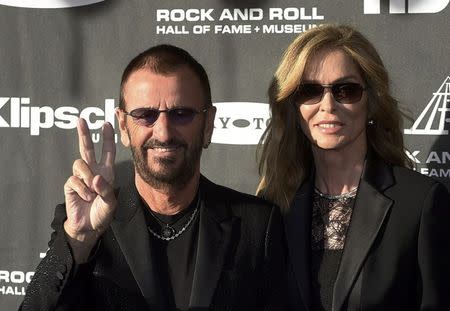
[0,0,104,8]
[364,0,449,14]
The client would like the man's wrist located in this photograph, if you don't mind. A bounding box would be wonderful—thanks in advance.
[63,222,99,263]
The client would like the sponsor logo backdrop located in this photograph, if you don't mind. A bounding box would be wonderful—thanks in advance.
[0,0,449,308]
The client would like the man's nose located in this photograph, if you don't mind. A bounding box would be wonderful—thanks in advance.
[151,112,173,141]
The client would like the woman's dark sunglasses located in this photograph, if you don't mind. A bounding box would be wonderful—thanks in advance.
[122,107,208,126]
[297,82,366,105]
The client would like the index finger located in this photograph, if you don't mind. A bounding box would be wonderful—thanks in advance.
[100,122,116,168]
[77,118,96,165]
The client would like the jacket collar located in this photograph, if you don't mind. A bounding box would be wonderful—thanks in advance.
[111,176,235,309]
[332,153,395,311]
[189,176,236,307]
[361,151,395,192]
[284,173,314,311]
[285,152,396,311]
[111,181,167,310]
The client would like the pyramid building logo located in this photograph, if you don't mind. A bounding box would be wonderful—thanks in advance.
[404,76,450,135]
[0,0,104,8]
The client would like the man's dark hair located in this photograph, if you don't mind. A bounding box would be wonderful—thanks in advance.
[119,44,211,110]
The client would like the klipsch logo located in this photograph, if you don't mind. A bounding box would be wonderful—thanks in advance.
[364,0,449,14]
[212,102,270,145]
[0,0,104,9]
[404,76,450,135]
[0,97,115,136]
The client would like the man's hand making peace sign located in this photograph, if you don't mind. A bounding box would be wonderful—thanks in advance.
[63,118,116,263]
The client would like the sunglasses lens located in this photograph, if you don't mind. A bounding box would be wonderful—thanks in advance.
[332,83,363,104]
[128,108,199,126]
[297,83,364,105]
[297,84,325,104]
[168,108,197,125]
[129,108,159,126]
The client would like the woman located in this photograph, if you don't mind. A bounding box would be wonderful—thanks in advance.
[257,25,450,311]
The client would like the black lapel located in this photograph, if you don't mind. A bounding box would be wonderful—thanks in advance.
[284,175,313,311]
[110,182,168,311]
[332,154,395,311]
[189,176,235,308]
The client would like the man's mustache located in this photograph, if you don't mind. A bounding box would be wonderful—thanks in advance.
[142,138,187,150]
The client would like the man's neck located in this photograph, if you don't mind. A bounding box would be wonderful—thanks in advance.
[134,172,200,215]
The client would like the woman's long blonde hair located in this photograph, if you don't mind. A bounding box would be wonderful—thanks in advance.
[257,24,412,210]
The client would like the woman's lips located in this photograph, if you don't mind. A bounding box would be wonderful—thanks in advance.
[315,121,344,133]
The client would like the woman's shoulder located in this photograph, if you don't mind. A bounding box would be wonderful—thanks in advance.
[389,165,449,198]
[392,165,433,181]
[392,165,442,185]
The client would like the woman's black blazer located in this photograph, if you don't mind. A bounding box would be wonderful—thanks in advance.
[284,153,450,311]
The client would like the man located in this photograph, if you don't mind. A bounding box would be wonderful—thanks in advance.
[21,45,286,310]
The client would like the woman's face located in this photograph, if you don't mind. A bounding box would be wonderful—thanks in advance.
[297,48,368,154]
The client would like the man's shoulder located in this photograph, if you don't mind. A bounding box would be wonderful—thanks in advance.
[201,176,273,207]
[201,175,276,214]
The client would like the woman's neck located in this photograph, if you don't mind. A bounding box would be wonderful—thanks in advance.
[312,142,367,196]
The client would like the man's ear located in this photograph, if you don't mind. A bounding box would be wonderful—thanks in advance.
[203,105,216,148]
[115,108,130,147]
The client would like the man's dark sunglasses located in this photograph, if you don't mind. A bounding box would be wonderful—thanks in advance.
[122,107,208,126]
[297,82,366,105]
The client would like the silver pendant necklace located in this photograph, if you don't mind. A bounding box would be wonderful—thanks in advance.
[147,194,200,241]
[314,187,358,201]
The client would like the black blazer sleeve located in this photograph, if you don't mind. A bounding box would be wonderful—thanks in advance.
[20,204,92,311]
[261,205,288,311]
[418,182,450,310]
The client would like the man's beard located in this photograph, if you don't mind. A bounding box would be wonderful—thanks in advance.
[130,132,204,190]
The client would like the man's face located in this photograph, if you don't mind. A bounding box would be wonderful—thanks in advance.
[116,66,215,190]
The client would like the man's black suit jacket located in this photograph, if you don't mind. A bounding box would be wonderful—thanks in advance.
[285,153,450,311]
[21,176,287,311]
